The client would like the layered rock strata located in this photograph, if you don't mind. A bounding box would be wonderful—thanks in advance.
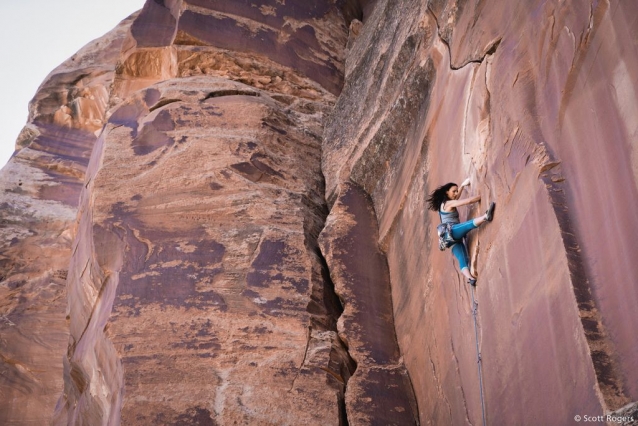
[0,14,137,424]
[54,76,356,424]
[53,1,357,424]
[322,0,638,424]
[4,0,417,425]
[3,0,638,424]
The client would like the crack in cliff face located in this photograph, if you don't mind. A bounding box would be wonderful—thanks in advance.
[318,182,420,424]
[202,90,261,101]
[289,325,313,392]
[557,0,608,127]
[148,98,182,112]
[426,5,501,71]
[286,246,357,425]
[300,174,357,425]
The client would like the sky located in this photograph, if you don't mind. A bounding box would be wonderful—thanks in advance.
[0,1,146,168]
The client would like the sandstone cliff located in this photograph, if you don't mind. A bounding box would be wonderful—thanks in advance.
[0,14,137,424]
[1,0,638,425]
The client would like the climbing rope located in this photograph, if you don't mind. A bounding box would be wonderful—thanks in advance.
[470,284,487,426]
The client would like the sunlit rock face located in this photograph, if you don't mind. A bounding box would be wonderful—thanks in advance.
[2,1,415,425]
[3,0,638,424]
[0,14,137,425]
[55,77,355,425]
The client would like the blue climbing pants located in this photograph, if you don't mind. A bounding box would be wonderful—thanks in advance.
[450,219,478,271]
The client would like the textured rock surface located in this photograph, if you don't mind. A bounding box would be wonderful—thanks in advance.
[3,0,638,424]
[0,14,136,425]
[319,182,418,424]
[612,402,638,426]
[0,1,414,425]
[322,0,638,424]
[50,1,367,424]
[54,76,355,425]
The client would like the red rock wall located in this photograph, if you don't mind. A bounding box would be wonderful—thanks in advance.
[318,182,418,424]
[0,14,137,424]
[3,0,638,424]
[322,0,638,424]
[52,1,361,424]
[2,0,416,425]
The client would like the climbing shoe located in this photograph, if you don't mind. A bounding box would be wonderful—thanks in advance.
[468,278,477,286]
[485,202,496,222]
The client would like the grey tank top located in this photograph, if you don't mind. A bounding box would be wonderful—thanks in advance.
[439,202,460,225]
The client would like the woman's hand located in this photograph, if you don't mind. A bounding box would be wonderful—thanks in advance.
[454,178,471,200]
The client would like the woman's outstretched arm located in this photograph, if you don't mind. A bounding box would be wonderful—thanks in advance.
[445,194,481,209]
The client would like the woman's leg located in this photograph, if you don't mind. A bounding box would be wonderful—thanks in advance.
[451,219,478,240]
[451,211,491,240]
[451,242,475,279]
[449,204,495,284]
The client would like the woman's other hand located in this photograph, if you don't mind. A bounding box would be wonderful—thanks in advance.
[461,178,471,187]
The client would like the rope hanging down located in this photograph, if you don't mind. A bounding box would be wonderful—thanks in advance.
[471,285,487,426]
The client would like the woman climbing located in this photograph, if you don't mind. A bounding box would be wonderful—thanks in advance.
[427,179,495,286]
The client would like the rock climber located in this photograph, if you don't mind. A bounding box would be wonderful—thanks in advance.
[426,179,495,286]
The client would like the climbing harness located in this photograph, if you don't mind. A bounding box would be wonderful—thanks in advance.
[470,284,487,426]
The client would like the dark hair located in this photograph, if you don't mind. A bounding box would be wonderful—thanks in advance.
[426,182,457,211]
